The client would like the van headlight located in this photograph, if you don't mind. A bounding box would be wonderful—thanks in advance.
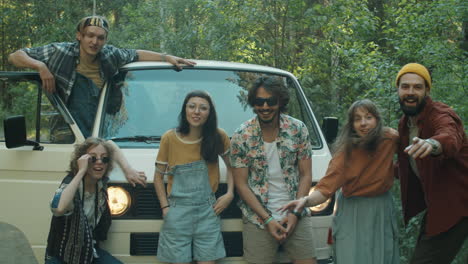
[308,186,331,213]
[107,186,131,216]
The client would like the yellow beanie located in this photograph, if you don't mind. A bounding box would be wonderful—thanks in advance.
[395,63,432,90]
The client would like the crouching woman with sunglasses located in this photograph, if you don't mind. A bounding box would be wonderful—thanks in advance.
[45,137,122,264]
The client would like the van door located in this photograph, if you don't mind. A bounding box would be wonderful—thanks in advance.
[0,72,79,262]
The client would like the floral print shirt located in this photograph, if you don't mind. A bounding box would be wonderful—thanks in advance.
[230,114,312,228]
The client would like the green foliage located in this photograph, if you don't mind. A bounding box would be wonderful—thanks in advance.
[0,81,38,140]
[1,0,466,262]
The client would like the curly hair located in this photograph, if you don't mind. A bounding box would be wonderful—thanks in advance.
[247,76,289,113]
[68,137,114,178]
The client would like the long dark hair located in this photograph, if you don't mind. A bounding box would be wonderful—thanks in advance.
[68,137,114,178]
[177,90,223,163]
[332,99,384,161]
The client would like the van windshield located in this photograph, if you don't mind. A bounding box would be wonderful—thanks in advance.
[100,68,321,149]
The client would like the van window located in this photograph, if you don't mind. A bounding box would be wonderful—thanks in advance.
[0,77,74,143]
[40,92,75,144]
[100,69,322,148]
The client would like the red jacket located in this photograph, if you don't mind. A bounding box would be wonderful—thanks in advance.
[397,97,468,236]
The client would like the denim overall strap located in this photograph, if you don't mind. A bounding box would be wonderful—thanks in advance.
[67,72,100,138]
[169,160,214,204]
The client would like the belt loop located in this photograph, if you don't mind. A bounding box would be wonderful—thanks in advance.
[209,194,216,205]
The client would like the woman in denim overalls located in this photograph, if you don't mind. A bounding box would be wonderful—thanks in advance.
[154,90,234,264]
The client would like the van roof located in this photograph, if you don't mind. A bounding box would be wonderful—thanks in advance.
[122,60,295,77]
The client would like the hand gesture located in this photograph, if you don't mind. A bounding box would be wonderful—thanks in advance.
[77,154,90,173]
[278,197,307,214]
[124,167,147,187]
[404,137,432,159]
[278,214,298,237]
[266,219,288,242]
[162,207,169,218]
[38,63,56,93]
[213,193,233,215]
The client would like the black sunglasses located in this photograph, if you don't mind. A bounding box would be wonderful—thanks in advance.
[90,156,110,164]
[253,96,278,107]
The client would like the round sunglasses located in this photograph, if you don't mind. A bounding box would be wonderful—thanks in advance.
[90,156,110,164]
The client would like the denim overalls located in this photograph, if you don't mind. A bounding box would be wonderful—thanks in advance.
[157,160,226,263]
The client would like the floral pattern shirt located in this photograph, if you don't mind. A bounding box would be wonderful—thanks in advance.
[230,114,312,228]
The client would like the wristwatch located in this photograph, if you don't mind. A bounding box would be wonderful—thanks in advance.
[425,138,440,155]
[291,209,302,220]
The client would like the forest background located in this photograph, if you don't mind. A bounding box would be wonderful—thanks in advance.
[1,0,467,263]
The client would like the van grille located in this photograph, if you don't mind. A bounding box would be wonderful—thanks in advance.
[130,232,243,257]
[109,183,242,219]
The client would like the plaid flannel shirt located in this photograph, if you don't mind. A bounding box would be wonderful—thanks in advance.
[23,42,138,102]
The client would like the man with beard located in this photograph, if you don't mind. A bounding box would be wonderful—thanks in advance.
[230,76,317,264]
[395,63,468,264]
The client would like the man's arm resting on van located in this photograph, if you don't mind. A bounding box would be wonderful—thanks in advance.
[51,154,89,216]
[136,50,196,70]
[154,163,170,218]
[213,155,234,215]
[8,50,56,93]
[108,140,147,187]
[232,167,287,241]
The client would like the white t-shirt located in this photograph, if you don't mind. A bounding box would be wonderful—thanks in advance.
[264,141,291,221]
[83,191,97,229]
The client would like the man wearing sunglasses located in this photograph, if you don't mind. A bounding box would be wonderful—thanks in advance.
[230,76,317,264]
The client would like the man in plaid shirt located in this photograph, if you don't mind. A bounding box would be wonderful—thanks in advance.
[9,15,195,187]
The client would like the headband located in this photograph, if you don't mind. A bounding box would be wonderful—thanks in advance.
[77,16,109,33]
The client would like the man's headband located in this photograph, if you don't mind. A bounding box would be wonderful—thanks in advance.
[77,16,109,33]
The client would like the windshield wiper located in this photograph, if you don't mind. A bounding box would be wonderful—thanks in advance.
[110,135,161,144]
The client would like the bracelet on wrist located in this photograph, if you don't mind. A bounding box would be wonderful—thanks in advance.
[425,138,440,155]
[291,209,302,219]
[263,216,274,225]
[301,196,309,207]
[262,214,271,221]
[161,205,170,209]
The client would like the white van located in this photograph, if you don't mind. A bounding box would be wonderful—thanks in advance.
[0,60,337,263]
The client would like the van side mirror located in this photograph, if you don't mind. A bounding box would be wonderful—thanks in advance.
[3,115,43,150]
[322,117,338,145]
